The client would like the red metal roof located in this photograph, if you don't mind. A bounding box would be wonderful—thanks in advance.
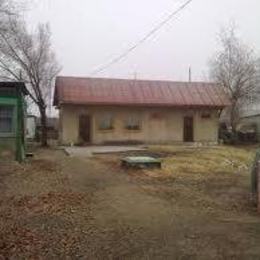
[54,76,230,108]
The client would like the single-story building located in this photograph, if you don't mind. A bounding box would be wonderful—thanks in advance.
[54,76,230,145]
[0,82,27,161]
[239,113,260,142]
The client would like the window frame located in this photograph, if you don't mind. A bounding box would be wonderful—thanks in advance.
[124,114,142,131]
[0,103,16,137]
[98,113,114,131]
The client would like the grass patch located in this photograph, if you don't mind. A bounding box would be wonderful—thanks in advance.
[147,145,255,180]
[132,145,258,214]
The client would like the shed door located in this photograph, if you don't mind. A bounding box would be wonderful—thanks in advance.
[79,115,91,143]
[183,116,194,142]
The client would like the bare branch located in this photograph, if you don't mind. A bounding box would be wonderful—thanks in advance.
[209,25,260,131]
[0,12,61,146]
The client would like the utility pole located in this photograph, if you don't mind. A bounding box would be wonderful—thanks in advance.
[134,71,137,81]
[189,67,192,82]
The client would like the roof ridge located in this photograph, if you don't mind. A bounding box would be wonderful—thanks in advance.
[56,75,217,85]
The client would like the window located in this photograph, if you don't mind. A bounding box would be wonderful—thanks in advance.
[0,105,14,133]
[125,115,141,130]
[99,114,114,130]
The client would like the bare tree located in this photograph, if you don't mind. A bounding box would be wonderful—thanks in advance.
[0,0,16,30]
[0,0,27,15]
[0,17,60,146]
[210,26,259,132]
[0,0,12,14]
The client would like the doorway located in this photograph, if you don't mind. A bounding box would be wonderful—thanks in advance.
[79,115,91,143]
[183,116,194,142]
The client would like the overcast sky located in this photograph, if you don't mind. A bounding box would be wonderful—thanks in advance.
[25,0,260,82]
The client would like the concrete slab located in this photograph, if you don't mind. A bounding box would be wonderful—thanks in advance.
[64,146,147,157]
[121,156,162,169]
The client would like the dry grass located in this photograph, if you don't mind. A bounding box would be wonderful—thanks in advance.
[143,145,255,180]
[118,145,258,216]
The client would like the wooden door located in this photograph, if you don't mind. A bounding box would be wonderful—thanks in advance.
[79,115,91,143]
[183,116,194,142]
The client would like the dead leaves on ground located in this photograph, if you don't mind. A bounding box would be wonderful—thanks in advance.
[0,226,45,259]
[0,192,89,259]
[5,192,86,215]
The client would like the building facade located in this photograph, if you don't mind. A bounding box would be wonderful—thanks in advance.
[0,82,27,161]
[54,77,230,145]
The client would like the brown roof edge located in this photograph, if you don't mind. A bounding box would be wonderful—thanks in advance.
[54,76,231,108]
[58,101,228,110]
[55,75,219,86]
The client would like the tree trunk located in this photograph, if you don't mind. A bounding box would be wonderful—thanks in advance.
[39,106,48,147]
[230,99,238,133]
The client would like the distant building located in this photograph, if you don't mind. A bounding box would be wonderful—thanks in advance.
[238,95,260,142]
[35,117,59,140]
[0,82,27,161]
[26,115,37,140]
[54,77,230,145]
[239,109,260,142]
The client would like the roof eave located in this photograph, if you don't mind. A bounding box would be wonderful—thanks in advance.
[58,100,229,109]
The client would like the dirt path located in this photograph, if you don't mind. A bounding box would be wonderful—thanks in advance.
[62,156,177,258]
[1,147,260,259]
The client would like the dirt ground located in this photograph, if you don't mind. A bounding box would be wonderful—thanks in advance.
[1,145,260,259]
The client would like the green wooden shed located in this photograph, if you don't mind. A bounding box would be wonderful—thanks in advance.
[0,82,27,162]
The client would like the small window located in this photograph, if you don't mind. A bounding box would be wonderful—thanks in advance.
[125,115,141,130]
[99,114,114,130]
[0,105,14,133]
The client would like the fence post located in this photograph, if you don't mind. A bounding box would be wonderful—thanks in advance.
[256,161,260,214]
[251,149,260,194]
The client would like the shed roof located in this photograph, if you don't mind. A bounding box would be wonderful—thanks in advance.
[0,81,27,95]
[54,76,230,108]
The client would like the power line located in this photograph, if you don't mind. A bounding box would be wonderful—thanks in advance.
[90,0,193,76]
